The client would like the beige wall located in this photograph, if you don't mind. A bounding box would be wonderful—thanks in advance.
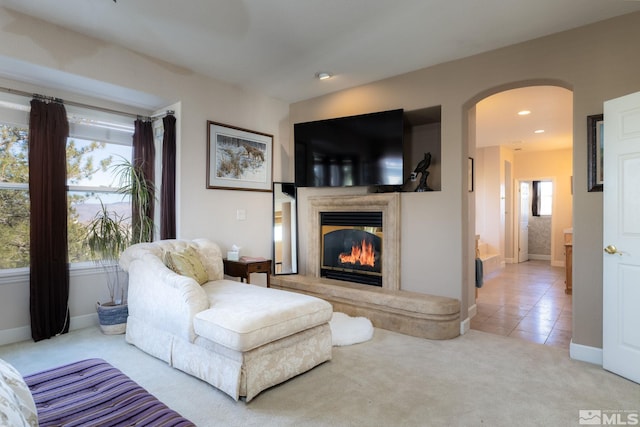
[0,8,289,341]
[475,146,502,258]
[290,12,640,348]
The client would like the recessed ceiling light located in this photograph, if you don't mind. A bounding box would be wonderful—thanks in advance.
[315,72,333,80]
[518,110,531,116]
[534,129,545,134]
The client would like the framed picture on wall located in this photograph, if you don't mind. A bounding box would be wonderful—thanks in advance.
[587,114,604,192]
[206,121,273,192]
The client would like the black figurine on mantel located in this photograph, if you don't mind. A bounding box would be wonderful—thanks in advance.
[407,152,433,192]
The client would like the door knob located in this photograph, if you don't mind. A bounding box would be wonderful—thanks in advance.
[604,245,623,255]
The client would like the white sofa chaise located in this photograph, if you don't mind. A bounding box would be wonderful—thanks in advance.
[119,239,333,402]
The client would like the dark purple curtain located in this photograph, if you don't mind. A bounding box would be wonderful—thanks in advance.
[132,119,155,241]
[160,114,176,239]
[28,99,70,341]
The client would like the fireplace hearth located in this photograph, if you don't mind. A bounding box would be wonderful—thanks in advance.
[273,192,461,340]
[321,212,383,286]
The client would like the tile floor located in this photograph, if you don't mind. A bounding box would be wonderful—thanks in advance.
[471,259,572,350]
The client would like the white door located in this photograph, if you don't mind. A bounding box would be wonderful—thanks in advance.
[518,181,530,263]
[603,91,640,383]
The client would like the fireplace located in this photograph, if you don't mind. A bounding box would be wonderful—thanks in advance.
[273,192,461,341]
[306,193,400,291]
[320,212,383,286]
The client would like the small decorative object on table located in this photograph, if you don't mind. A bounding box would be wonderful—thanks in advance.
[397,152,433,192]
[411,152,433,192]
[227,244,241,261]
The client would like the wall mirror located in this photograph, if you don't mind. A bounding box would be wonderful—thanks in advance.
[273,182,298,275]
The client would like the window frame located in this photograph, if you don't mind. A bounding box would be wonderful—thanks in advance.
[0,97,138,276]
[538,181,553,216]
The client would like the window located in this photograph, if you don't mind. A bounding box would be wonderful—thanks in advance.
[532,180,553,217]
[0,122,29,269]
[539,181,553,216]
[0,93,135,269]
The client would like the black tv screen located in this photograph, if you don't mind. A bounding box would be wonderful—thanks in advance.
[294,109,404,187]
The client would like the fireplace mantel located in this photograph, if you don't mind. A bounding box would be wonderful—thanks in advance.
[307,193,400,291]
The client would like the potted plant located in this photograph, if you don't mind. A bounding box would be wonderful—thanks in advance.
[86,158,154,334]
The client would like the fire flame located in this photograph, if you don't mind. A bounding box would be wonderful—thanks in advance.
[339,239,375,267]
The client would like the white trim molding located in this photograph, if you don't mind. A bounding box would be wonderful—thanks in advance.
[528,254,551,261]
[468,303,477,319]
[460,317,471,335]
[570,339,603,366]
[0,313,98,346]
[460,304,477,335]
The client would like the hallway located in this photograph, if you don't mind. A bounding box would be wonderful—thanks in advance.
[471,260,572,350]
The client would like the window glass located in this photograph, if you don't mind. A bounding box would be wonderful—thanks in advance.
[68,191,132,263]
[66,135,133,262]
[0,123,30,269]
[0,96,135,270]
[539,181,553,216]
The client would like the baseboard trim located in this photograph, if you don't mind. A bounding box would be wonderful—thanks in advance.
[0,326,30,347]
[529,254,551,261]
[460,317,470,335]
[569,339,603,366]
[551,260,565,267]
[0,313,98,346]
[70,313,99,331]
[468,303,477,319]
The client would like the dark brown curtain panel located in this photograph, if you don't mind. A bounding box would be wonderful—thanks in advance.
[160,114,176,239]
[532,180,540,217]
[28,99,70,341]
[132,119,155,241]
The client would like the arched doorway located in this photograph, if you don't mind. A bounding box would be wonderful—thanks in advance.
[467,83,574,348]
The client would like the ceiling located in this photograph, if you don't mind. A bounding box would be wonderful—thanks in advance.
[476,86,573,152]
[1,1,637,151]
[1,0,639,104]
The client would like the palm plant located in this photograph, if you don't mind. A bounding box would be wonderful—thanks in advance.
[86,200,130,304]
[86,157,155,305]
[112,158,154,245]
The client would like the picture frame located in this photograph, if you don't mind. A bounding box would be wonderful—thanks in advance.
[468,157,474,192]
[206,121,273,192]
[587,114,604,192]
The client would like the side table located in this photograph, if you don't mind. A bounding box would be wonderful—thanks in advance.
[223,258,272,288]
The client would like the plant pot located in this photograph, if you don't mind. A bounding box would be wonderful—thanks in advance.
[96,302,128,335]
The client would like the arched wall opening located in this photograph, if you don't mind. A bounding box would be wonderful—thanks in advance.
[462,79,574,336]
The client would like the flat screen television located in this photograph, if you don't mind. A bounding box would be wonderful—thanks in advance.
[294,109,404,187]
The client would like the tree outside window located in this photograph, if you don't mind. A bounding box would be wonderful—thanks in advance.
[0,120,132,269]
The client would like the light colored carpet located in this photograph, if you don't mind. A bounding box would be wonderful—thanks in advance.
[1,326,638,426]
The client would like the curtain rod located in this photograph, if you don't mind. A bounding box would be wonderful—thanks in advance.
[151,109,175,119]
[0,85,165,122]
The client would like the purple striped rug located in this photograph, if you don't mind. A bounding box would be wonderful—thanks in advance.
[24,358,194,427]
